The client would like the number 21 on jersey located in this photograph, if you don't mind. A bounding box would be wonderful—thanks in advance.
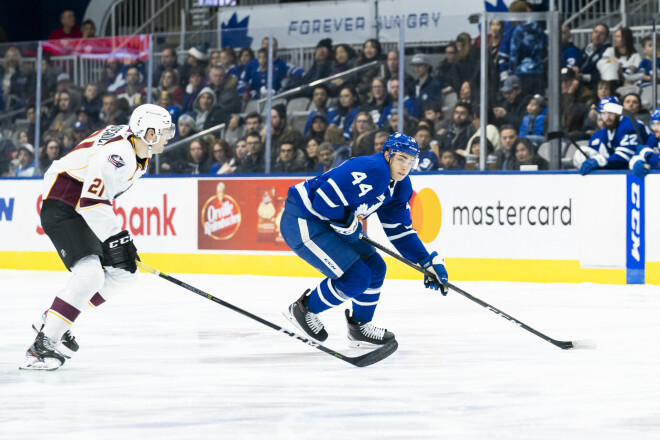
[351,172,372,197]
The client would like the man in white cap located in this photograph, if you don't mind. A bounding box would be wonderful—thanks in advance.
[408,53,442,119]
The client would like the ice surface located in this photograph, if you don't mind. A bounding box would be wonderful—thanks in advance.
[1,269,660,439]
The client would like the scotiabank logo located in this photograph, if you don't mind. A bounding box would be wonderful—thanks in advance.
[113,194,176,236]
[201,182,241,240]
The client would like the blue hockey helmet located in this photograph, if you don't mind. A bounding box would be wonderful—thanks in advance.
[597,96,622,115]
[167,105,182,124]
[383,132,420,161]
[652,108,660,122]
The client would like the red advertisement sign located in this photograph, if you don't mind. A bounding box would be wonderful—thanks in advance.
[198,178,304,250]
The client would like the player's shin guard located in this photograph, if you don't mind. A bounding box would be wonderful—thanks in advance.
[351,252,386,323]
[306,258,372,313]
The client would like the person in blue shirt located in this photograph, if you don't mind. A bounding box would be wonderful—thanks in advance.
[281,133,448,347]
[408,54,442,119]
[303,84,338,135]
[579,96,647,174]
[629,108,660,178]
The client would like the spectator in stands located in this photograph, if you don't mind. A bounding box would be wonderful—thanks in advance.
[209,139,233,174]
[578,23,611,90]
[72,120,91,145]
[458,81,473,105]
[207,64,240,116]
[373,131,390,154]
[561,66,595,111]
[180,44,209,89]
[100,93,128,125]
[562,103,590,141]
[455,32,479,86]
[108,58,147,94]
[299,38,334,87]
[363,77,391,126]
[633,35,660,89]
[304,84,338,135]
[245,111,262,135]
[438,101,476,158]
[413,125,438,171]
[209,50,221,68]
[0,131,17,176]
[80,83,101,122]
[38,138,62,174]
[233,48,255,81]
[220,47,239,78]
[48,10,82,40]
[101,61,121,94]
[47,90,76,133]
[493,75,527,129]
[562,24,580,69]
[598,27,641,87]
[61,129,75,154]
[243,37,304,95]
[436,43,462,95]
[519,94,547,146]
[273,139,306,173]
[155,68,183,107]
[303,137,320,171]
[379,78,415,128]
[238,131,266,173]
[409,54,442,119]
[583,79,618,136]
[231,137,248,170]
[385,108,418,136]
[181,67,205,114]
[56,73,82,108]
[81,19,96,38]
[316,142,335,173]
[383,50,413,86]
[336,85,360,140]
[438,148,462,171]
[268,103,304,153]
[355,38,384,101]
[0,47,27,110]
[226,111,261,148]
[185,138,212,174]
[191,87,224,131]
[349,111,377,156]
[153,48,180,87]
[496,125,518,170]
[38,54,60,102]
[473,20,503,102]
[238,48,283,99]
[464,136,496,170]
[622,92,651,127]
[509,14,547,96]
[423,102,444,134]
[13,143,35,177]
[308,113,328,144]
[330,43,357,92]
[116,66,145,109]
[465,105,501,155]
[513,137,548,170]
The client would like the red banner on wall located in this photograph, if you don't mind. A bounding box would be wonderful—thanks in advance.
[198,178,305,251]
[42,35,150,60]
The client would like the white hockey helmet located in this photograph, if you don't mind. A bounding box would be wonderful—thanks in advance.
[129,104,175,146]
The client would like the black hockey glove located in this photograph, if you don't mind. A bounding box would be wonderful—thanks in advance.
[102,230,140,273]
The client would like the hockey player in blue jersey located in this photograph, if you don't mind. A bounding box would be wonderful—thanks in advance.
[629,108,660,178]
[579,96,648,175]
[280,132,448,347]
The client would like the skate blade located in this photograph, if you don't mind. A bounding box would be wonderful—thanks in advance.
[19,355,63,371]
[348,338,391,350]
[281,310,326,345]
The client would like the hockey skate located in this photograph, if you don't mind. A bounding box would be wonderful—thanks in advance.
[283,290,329,343]
[32,312,79,359]
[345,309,395,349]
[20,332,66,371]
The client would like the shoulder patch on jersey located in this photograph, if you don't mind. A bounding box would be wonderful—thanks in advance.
[108,154,126,168]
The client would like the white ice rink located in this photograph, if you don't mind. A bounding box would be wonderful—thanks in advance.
[1,269,660,439]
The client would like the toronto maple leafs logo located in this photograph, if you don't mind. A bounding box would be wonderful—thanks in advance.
[222,13,253,49]
[108,154,125,168]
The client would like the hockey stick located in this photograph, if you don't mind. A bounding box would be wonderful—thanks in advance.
[359,234,596,350]
[546,131,590,159]
[136,261,398,367]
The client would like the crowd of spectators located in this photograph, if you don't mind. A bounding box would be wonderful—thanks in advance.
[2,1,660,177]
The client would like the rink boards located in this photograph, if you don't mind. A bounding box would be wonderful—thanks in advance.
[1,172,659,284]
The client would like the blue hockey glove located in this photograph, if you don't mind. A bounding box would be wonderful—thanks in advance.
[329,212,362,243]
[579,158,600,175]
[630,156,650,179]
[420,251,448,295]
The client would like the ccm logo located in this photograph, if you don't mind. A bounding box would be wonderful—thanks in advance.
[109,236,132,248]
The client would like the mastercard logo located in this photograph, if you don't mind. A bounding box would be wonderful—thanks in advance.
[410,188,441,243]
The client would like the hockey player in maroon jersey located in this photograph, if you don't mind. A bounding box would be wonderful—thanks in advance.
[21,104,175,370]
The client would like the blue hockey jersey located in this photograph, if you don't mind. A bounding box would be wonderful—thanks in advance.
[588,116,649,168]
[289,153,429,264]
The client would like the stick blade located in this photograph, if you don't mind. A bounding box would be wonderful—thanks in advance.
[348,339,399,367]
[569,339,597,350]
